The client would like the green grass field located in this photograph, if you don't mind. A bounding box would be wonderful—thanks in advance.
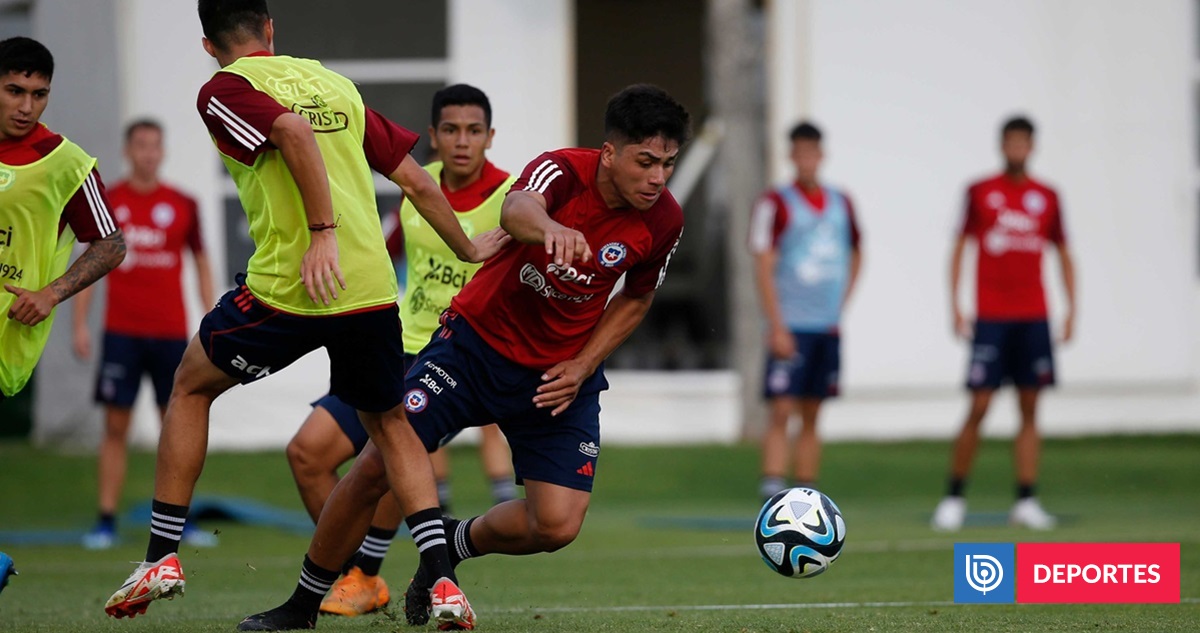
[1,434,1197,632]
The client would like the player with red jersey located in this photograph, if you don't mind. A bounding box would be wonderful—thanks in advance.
[243,84,690,630]
[73,119,215,550]
[932,116,1076,532]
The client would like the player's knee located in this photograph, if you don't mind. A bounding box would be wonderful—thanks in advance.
[285,438,321,479]
[529,517,582,552]
[344,449,390,498]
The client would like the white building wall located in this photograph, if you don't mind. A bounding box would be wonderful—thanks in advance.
[776,0,1197,391]
[447,0,574,173]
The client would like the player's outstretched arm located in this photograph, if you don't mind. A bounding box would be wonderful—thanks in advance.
[502,190,591,267]
[388,155,504,263]
[6,231,125,327]
[534,290,655,416]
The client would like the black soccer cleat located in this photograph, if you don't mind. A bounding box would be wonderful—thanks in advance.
[403,561,432,626]
[237,602,317,631]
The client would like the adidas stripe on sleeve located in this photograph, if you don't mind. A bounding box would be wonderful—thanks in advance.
[512,152,579,212]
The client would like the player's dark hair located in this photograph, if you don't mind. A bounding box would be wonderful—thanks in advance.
[789,121,822,142]
[198,0,270,51]
[1001,116,1035,137]
[124,118,163,143]
[431,84,493,128]
[0,37,54,81]
[604,84,691,147]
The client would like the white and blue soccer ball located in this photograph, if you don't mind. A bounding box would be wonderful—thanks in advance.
[754,487,846,578]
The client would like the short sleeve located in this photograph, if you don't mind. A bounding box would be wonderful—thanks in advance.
[196,72,289,163]
[60,169,118,242]
[748,192,785,254]
[511,152,580,212]
[1046,191,1066,245]
[959,187,980,237]
[843,193,862,249]
[382,206,404,258]
[184,197,205,253]
[363,107,419,176]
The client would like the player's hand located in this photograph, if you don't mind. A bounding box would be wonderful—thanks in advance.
[952,307,973,340]
[1059,311,1075,344]
[4,284,57,326]
[73,323,92,360]
[465,227,512,263]
[768,326,796,360]
[301,230,346,306]
[534,358,595,417]
[543,223,591,268]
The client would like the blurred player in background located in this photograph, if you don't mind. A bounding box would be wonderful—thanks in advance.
[931,115,1076,531]
[73,119,215,550]
[104,1,505,626]
[285,83,516,618]
[0,36,125,401]
[749,121,862,500]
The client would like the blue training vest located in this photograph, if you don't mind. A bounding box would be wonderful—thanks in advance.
[773,185,852,331]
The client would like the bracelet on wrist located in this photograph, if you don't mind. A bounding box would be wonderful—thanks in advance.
[308,214,342,232]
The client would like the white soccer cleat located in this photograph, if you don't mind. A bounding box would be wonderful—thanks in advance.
[430,577,475,631]
[104,553,186,619]
[930,496,967,532]
[1009,497,1057,530]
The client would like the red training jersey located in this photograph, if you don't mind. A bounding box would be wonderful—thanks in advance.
[452,148,684,369]
[104,182,204,338]
[960,173,1066,320]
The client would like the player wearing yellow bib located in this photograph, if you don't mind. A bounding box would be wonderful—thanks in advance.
[284,84,516,618]
[0,37,125,400]
[104,3,506,628]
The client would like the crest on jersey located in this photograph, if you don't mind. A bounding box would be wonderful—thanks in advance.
[1022,190,1046,215]
[985,191,1006,210]
[114,205,131,224]
[0,167,14,191]
[152,203,175,228]
[404,389,429,413]
[598,242,628,268]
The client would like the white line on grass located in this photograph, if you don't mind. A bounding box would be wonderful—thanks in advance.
[492,600,952,614]
[492,597,1200,615]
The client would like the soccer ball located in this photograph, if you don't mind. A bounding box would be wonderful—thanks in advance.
[754,487,846,578]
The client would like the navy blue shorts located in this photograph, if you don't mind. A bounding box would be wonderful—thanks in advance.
[312,353,418,454]
[763,331,841,400]
[967,320,1055,390]
[94,333,187,407]
[404,311,608,493]
[199,277,408,412]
